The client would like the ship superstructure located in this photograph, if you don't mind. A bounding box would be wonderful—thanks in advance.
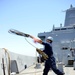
[38,5,75,66]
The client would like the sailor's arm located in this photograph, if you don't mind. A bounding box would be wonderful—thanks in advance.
[29,35,42,44]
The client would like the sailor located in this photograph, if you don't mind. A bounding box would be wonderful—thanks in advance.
[29,35,64,75]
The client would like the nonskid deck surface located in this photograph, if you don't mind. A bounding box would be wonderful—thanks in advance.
[14,63,75,75]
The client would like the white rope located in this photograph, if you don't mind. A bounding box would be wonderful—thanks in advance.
[2,48,11,75]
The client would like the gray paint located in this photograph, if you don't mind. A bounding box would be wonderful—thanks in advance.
[38,5,75,66]
[0,48,36,75]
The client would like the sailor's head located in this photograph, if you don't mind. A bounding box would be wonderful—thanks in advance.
[46,36,53,43]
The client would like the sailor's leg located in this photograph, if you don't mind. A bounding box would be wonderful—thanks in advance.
[50,57,64,75]
[43,61,50,75]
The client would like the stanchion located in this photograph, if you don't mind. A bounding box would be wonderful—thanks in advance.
[58,62,64,72]
[73,58,75,70]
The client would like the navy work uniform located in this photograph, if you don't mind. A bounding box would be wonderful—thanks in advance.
[42,42,64,75]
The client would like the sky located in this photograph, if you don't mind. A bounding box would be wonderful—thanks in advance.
[0,0,75,56]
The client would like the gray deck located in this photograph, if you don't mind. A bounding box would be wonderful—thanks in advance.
[15,63,75,75]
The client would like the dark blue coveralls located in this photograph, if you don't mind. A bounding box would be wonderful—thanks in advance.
[42,42,64,75]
